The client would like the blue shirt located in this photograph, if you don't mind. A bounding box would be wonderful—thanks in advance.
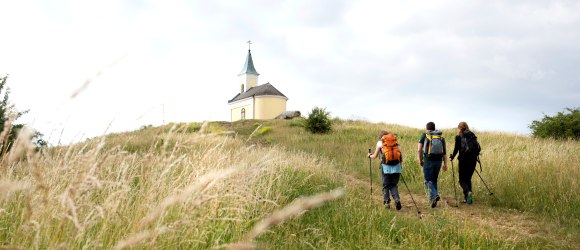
[382,162,402,174]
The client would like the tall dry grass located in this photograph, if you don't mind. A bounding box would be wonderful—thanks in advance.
[0,124,343,249]
[2,119,577,249]
[249,119,580,241]
[475,132,580,226]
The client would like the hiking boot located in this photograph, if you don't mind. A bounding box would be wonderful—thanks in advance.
[466,192,473,204]
[395,201,402,211]
[431,196,440,208]
[384,200,390,209]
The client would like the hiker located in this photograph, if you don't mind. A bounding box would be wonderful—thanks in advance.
[368,130,403,210]
[417,122,448,208]
[450,121,480,204]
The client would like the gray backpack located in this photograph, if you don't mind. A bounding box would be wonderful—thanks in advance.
[423,130,444,157]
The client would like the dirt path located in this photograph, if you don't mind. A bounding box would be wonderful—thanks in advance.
[341,173,578,248]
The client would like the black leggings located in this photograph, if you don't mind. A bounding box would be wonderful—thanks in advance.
[458,156,477,199]
[382,173,401,203]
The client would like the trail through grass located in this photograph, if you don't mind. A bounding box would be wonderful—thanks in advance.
[1,119,578,249]
[228,119,580,248]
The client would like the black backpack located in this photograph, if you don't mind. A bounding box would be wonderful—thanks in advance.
[460,131,481,156]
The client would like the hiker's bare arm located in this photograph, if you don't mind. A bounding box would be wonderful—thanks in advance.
[417,143,424,166]
[369,145,381,159]
[399,146,403,162]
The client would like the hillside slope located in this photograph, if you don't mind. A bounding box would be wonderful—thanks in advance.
[228,119,580,249]
[0,119,578,249]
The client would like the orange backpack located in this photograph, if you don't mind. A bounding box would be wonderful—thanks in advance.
[381,134,401,165]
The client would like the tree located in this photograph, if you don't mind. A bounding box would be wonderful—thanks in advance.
[304,107,332,134]
[529,107,580,140]
[0,75,46,158]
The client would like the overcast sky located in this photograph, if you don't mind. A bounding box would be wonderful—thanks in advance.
[1,0,579,144]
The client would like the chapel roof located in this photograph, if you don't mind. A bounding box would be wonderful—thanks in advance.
[228,83,287,103]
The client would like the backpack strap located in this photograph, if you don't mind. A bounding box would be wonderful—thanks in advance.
[422,132,430,155]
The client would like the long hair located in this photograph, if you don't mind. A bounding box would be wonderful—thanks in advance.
[458,121,469,135]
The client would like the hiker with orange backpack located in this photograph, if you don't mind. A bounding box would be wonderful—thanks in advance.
[450,121,481,204]
[368,130,403,210]
[417,122,448,208]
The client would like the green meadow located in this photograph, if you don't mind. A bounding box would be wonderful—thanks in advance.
[0,119,578,249]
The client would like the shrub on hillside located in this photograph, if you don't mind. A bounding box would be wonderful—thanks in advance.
[140,124,153,130]
[257,126,272,135]
[305,107,332,134]
[187,123,202,133]
[529,107,580,140]
[0,75,46,153]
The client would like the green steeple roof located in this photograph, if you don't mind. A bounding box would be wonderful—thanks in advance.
[238,49,259,76]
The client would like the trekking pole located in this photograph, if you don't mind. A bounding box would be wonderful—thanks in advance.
[476,157,493,195]
[474,169,493,195]
[368,149,373,200]
[400,164,421,217]
[367,149,373,244]
[450,157,459,207]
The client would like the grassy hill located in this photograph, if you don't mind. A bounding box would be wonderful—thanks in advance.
[0,119,578,249]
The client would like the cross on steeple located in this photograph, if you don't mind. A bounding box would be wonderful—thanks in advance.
[247,40,252,50]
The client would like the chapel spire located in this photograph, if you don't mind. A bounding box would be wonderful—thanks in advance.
[238,40,260,92]
[239,40,259,76]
